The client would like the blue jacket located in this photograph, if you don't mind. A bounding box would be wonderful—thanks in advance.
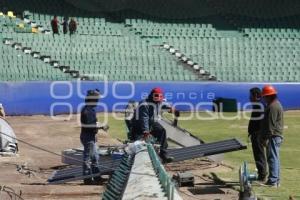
[81,105,97,135]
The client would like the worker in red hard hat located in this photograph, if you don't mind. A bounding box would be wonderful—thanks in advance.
[261,85,284,188]
[131,87,174,163]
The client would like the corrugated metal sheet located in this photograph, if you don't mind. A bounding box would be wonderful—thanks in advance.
[48,138,246,184]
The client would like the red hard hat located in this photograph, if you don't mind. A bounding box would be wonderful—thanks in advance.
[262,85,277,97]
[151,87,164,102]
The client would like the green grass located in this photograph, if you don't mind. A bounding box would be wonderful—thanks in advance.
[99,111,300,199]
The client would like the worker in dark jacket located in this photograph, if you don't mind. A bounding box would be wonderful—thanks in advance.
[132,87,173,163]
[61,17,68,34]
[261,85,284,188]
[80,89,104,184]
[248,87,267,181]
[51,16,59,35]
[69,18,77,35]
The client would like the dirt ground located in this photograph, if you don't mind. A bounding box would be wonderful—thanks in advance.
[0,115,239,200]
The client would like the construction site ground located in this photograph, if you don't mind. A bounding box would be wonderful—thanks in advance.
[0,114,241,200]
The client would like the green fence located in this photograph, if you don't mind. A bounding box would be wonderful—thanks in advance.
[147,144,176,200]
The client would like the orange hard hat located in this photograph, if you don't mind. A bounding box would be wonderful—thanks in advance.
[261,85,277,97]
[151,87,164,102]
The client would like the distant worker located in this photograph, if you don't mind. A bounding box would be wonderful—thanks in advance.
[80,89,108,184]
[61,17,68,34]
[51,15,59,35]
[248,87,266,182]
[0,103,5,118]
[69,18,77,35]
[261,85,284,188]
[131,87,174,163]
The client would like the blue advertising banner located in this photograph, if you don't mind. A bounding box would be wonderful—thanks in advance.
[0,81,299,115]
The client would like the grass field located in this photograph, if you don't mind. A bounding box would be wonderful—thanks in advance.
[99,111,300,200]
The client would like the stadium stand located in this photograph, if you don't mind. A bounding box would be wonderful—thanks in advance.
[0,0,299,82]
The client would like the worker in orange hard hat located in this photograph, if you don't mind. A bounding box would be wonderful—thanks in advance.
[261,85,284,188]
[261,85,278,97]
[131,87,174,163]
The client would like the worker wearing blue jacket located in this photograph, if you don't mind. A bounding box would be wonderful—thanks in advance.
[80,89,104,184]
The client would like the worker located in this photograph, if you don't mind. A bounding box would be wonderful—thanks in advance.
[69,18,77,35]
[51,15,59,35]
[80,89,107,184]
[61,17,68,34]
[248,87,266,182]
[131,87,174,163]
[261,85,284,187]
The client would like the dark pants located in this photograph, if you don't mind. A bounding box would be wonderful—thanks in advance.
[80,133,100,176]
[250,133,267,179]
[131,122,169,157]
[150,122,168,157]
[125,119,133,140]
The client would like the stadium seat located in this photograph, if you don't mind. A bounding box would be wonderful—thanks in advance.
[7,11,16,18]
[0,0,299,82]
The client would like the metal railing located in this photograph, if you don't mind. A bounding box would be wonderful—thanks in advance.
[147,144,175,200]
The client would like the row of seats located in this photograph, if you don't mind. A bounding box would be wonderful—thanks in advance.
[127,18,299,82]
[1,0,299,82]
[243,28,300,38]
[26,11,123,36]
[0,42,73,81]
[2,30,198,81]
[128,19,219,38]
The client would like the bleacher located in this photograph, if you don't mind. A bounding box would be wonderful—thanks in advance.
[0,40,73,81]
[126,18,300,82]
[0,0,299,82]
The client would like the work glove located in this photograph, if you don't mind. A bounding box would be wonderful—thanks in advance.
[143,131,151,140]
[97,122,109,131]
[101,124,110,132]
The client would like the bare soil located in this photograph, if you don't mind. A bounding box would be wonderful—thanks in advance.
[0,115,239,200]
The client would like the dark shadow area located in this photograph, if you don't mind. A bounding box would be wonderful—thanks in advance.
[22,183,47,185]
[0,0,299,29]
[48,165,70,170]
[188,186,225,195]
[194,182,239,186]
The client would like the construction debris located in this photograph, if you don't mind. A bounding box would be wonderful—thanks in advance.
[173,172,195,187]
[0,118,18,156]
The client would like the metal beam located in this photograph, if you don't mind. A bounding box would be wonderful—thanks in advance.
[48,159,121,184]
[167,139,246,162]
[159,118,203,147]
[48,139,246,184]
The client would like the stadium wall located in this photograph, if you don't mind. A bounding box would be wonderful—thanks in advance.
[0,81,299,115]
